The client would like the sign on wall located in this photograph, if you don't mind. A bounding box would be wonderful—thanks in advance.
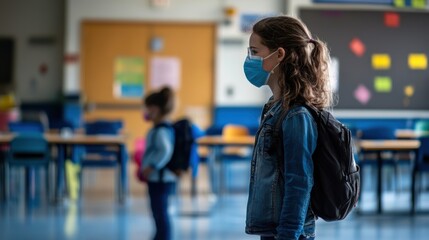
[150,57,181,90]
[114,57,145,98]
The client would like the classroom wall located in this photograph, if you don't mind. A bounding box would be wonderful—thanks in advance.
[64,0,284,106]
[0,0,64,102]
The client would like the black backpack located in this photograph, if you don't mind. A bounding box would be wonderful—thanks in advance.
[273,104,360,221]
[158,118,195,176]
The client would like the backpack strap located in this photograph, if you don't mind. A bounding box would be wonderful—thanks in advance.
[272,104,320,175]
[302,104,322,125]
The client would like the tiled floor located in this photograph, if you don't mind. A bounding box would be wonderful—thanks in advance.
[2,190,429,240]
[2,163,429,240]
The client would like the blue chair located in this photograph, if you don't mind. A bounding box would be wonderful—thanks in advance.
[4,133,51,202]
[411,137,429,212]
[358,126,399,192]
[76,120,127,202]
[8,122,44,133]
[220,124,252,193]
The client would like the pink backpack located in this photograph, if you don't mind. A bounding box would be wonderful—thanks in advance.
[133,138,146,182]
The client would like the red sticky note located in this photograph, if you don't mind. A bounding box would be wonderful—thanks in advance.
[385,12,400,28]
[349,38,366,57]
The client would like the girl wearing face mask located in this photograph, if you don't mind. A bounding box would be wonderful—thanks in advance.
[140,86,176,240]
[244,16,333,240]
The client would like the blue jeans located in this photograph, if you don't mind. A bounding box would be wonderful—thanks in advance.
[261,236,315,240]
[148,181,176,240]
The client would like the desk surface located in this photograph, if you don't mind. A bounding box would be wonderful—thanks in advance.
[395,129,429,139]
[359,139,421,151]
[0,133,126,145]
[197,136,255,146]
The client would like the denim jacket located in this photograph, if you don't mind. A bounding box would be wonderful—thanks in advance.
[246,101,318,240]
[141,122,177,182]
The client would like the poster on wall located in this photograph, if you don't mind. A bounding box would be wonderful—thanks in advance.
[114,57,145,98]
[150,57,181,90]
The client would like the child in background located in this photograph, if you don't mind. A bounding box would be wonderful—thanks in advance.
[140,87,176,240]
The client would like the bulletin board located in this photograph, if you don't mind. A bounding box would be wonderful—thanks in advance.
[299,7,429,110]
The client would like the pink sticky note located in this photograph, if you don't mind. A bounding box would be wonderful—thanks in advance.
[385,12,400,28]
[349,38,366,57]
[354,84,371,105]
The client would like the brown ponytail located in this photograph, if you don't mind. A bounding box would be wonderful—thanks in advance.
[144,86,175,116]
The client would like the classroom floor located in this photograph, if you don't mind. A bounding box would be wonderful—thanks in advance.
[2,164,429,240]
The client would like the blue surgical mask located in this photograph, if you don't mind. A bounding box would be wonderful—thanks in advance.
[243,49,279,88]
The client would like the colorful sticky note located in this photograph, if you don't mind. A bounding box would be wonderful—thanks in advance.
[374,76,392,92]
[372,54,391,69]
[408,54,427,70]
[354,84,371,105]
[385,12,400,28]
[404,85,415,97]
[349,38,365,57]
[394,0,406,7]
[412,0,426,8]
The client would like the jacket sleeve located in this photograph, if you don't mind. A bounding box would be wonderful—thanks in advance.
[276,110,317,240]
[146,127,174,170]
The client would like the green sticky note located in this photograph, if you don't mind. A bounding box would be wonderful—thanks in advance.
[394,0,406,7]
[412,0,426,8]
[374,77,392,93]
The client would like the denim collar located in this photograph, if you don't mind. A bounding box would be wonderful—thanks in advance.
[262,98,283,123]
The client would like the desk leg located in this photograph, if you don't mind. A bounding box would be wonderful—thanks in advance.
[377,151,382,214]
[411,165,417,214]
[411,148,418,214]
[118,144,127,204]
[0,154,5,201]
[207,147,218,195]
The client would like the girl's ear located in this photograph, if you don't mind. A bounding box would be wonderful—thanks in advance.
[277,47,286,62]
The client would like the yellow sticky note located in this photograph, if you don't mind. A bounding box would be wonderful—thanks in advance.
[394,0,406,7]
[372,54,391,69]
[374,76,392,92]
[404,85,415,97]
[409,54,427,70]
[412,0,426,8]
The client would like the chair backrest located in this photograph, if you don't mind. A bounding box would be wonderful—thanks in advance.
[414,120,429,132]
[360,126,395,140]
[83,120,123,157]
[8,121,44,133]
[21,111,49,131]
[10,133,48,155]
[222,124,249,140]
[84,120,122,135]
[221,124,251,157]
[416,137,429,167]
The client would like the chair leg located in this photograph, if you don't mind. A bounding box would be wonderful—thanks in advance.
[116,166,121,203]
[411,169,417,213]
[45,163,50,203]
[394,164,399,192]
[4,162,9,202]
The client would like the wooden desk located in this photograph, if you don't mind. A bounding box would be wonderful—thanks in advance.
[197,136,255,147]
[358,139,420,214]
[0,133,127,203]
[197,136,255,195]
[396,129,429,139]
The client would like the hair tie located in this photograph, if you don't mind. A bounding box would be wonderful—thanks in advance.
[308,38,317,44]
